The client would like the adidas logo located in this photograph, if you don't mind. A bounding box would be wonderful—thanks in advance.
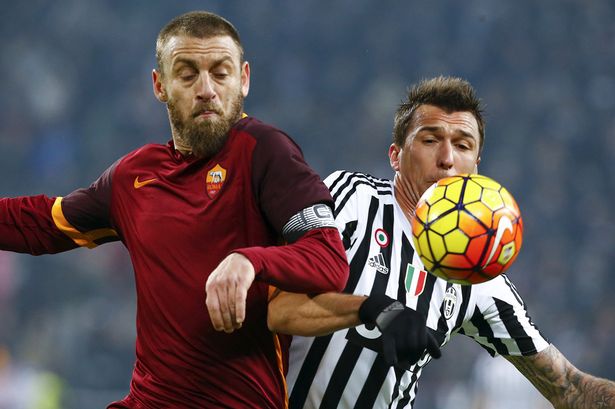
[368,254,389,274]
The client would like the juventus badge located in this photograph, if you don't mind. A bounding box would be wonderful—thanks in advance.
[443,287,457,320]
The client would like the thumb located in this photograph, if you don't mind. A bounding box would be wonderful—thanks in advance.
[381,335,398,366]
[426,332,441,359]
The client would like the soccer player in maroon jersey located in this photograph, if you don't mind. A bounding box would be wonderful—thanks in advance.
[0,11,349,409]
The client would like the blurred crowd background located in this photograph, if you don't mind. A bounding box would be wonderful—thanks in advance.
[1,1,614,408]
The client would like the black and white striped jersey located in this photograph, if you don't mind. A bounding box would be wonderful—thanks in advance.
[287,171,549,409]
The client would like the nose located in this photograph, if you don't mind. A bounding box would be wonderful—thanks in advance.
[436,141,454,170]
[195,74,216,101]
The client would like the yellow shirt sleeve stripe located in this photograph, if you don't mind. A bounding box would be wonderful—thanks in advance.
[51,197,118,249]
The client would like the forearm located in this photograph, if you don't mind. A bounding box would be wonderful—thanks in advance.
[507,345,615,408]
[268,291,364,336]
[236,227,349,293]
[0,196,77,254]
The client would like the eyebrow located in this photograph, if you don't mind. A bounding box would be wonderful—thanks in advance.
[418,125,478,141]
[171,56,235,71]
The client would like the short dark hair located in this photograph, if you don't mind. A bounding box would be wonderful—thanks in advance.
[392,76,485,153]
[156,11,243,72]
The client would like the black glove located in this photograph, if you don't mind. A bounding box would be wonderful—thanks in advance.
[358,294,442,367]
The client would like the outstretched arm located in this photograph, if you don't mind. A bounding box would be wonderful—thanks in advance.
[268,290,441,366]
[267,290,364,336]
[507,344,615,408]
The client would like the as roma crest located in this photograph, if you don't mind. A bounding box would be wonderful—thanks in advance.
[206,164,227,199]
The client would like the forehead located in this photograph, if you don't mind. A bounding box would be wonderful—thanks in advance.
[410,104,480,138]
[160,35,241,66]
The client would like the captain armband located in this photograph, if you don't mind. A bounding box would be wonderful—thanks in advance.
[282,203,336,243]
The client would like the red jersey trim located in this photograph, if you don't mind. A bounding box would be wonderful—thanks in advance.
[52,197,118,248]
[273,333,289,409]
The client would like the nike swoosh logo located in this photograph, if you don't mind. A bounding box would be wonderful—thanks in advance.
[483,216,514,267]
[134,176,158,189]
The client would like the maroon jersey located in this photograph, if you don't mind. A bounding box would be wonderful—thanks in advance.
[0,116,348,408]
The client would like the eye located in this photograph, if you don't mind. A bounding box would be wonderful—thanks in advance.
[180,73,197,81]
[212,71,229,80]
[175,66,198,82]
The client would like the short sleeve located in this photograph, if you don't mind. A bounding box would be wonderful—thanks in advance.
[460,274,550,357]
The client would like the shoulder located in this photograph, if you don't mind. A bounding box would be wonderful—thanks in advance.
[325,170,393,199]
[116,143,171,169]
[233,116,297,148]
[471,274,527,306]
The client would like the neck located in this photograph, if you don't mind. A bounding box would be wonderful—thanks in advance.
[172,133,193,156]
[393,172,421,222]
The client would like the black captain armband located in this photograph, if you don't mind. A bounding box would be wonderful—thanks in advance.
[282,203,336,243]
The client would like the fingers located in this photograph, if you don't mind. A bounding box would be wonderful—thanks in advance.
[205,253,255,333]
[234,279,248,326]
[205,282,225,331]
[381,334,398,366]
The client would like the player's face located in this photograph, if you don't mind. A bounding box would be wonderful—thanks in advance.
[389,104,481,201]
[153,35,250,158]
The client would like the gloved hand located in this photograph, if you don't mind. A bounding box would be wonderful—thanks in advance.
[358,294,442,366]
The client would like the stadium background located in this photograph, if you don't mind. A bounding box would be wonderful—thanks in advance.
[1,1,614,407]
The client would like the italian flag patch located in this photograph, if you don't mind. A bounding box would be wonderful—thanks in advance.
[405,264,427,297]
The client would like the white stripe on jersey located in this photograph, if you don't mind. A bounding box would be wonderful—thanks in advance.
[287,171,550,409]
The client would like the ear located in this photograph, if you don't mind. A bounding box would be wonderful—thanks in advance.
[240,61,250,97]
[152,69,168,102]
[389,143,401,172]
[474,156,481,173]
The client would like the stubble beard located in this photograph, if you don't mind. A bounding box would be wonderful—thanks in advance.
[168,93,244,160]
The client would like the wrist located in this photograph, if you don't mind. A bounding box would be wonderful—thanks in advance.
[358,294,402,326]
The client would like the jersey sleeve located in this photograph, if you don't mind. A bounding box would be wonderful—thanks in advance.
[0,195,78,255]
[236,131,348,294]
[459,274,550,357]
[324,171,363,250]
[57,161,120,248]
[0,162,120,254]
[251,128,333,234]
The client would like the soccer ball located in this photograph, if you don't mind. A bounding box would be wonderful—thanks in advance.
[411,174,523,285]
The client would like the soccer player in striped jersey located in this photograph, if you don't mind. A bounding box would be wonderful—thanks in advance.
[268,76,615,408]
[0,11,349,408]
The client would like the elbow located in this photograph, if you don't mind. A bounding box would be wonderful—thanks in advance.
[267,297,292,334]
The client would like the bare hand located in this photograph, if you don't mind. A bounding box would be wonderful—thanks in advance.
[205,253,256,333]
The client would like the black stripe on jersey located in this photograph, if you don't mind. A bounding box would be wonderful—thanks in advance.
[290,196,381,409]
[389,233,417,406]
[501,275,549,344]
[389,365,406,406]
[344,196,380,293]
[289,335,334,409]
[434,282,455,345]
[370,204,394,296]
[396,368,421,409]
[452,285,472,333]
[327,171,348,198]
[342,220,358,250]
[396,234,414,305]
[354,356,390,409]
[494,298,539,356]
[469,305,509,356]
[502,274,524,307]
[319,342,364,408]
[415,273,438,317]
[332,173,393,218]
[321,203,397,408]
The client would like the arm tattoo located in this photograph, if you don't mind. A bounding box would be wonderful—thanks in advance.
[506,345,615,408]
